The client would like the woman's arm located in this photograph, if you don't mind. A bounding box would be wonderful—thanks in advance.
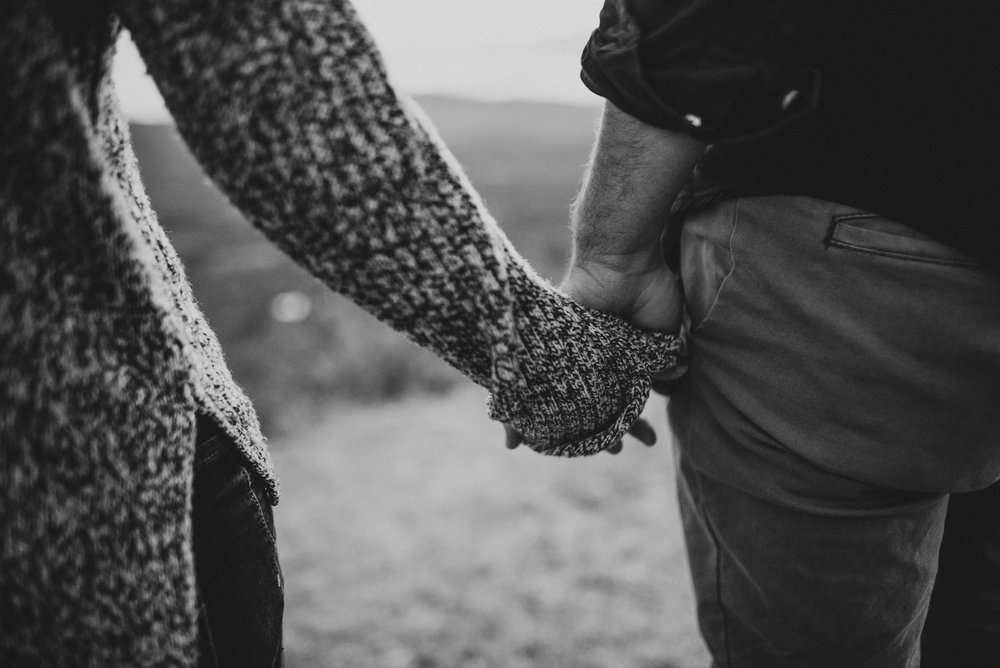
[114,0,684,454]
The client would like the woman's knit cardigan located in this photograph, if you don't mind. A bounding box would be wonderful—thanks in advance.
[0,1,683,664]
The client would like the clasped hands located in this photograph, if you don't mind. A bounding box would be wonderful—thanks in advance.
[498,101,703,455]
[504,251,686,453]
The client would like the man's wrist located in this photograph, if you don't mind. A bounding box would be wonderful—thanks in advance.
[568,101,704,279]
[570,245,666,277]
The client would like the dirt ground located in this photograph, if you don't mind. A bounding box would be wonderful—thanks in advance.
[271,386,711,667]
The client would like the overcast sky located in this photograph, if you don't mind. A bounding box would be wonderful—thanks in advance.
[114,0,604,123]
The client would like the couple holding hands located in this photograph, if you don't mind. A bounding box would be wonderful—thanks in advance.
[4,1,1000,666]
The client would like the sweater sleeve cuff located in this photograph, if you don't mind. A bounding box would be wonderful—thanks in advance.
[485,272,686,457]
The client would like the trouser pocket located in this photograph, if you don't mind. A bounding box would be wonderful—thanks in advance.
[678,200,739,335]
[824,212,981,266]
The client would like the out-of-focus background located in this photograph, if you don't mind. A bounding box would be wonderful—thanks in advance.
[115,1,708,665]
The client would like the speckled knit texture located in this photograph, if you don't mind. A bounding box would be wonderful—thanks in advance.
[1,0,684,665]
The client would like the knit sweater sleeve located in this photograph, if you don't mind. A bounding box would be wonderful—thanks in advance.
[115,0,685,455]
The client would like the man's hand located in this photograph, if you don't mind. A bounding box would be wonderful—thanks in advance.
[504,101,703,454]
[561,254,683,334]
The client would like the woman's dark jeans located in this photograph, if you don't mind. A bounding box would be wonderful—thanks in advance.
[192,414,284,668]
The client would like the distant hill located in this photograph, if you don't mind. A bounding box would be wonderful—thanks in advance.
[129,97,602,433]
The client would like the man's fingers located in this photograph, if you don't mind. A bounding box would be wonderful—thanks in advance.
[504,426,523,450]
[607,440,623,455]
[628,418,657,446]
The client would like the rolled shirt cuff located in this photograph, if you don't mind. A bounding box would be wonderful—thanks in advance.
[580,0,821,143]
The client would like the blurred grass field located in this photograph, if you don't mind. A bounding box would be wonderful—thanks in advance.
[133,97,709,666]
[272,389,707,668]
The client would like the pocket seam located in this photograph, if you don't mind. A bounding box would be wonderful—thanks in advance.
[692,199,740,336]
[197,595,221,668]
[242,467,277,546]
[240,467,283,591]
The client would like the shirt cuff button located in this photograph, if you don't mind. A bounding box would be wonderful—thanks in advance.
[781,89,800,110]
[683,113,703,128]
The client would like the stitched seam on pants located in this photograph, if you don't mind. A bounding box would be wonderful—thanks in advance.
[242,467,277,546]
[693,199,740,336]
[685,446,734,667]
[241,468,284,592]
[269,639,284,668]
[198,593,221,668]
[703,490,734,667]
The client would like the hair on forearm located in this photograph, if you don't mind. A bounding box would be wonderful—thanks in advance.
[570,103,705,267]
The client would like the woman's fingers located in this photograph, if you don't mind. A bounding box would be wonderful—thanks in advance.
[503,419,657,452]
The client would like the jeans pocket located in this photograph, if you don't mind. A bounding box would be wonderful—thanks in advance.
[825,213,980,266]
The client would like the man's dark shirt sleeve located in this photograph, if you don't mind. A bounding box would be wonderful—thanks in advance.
[581,0,829,142]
